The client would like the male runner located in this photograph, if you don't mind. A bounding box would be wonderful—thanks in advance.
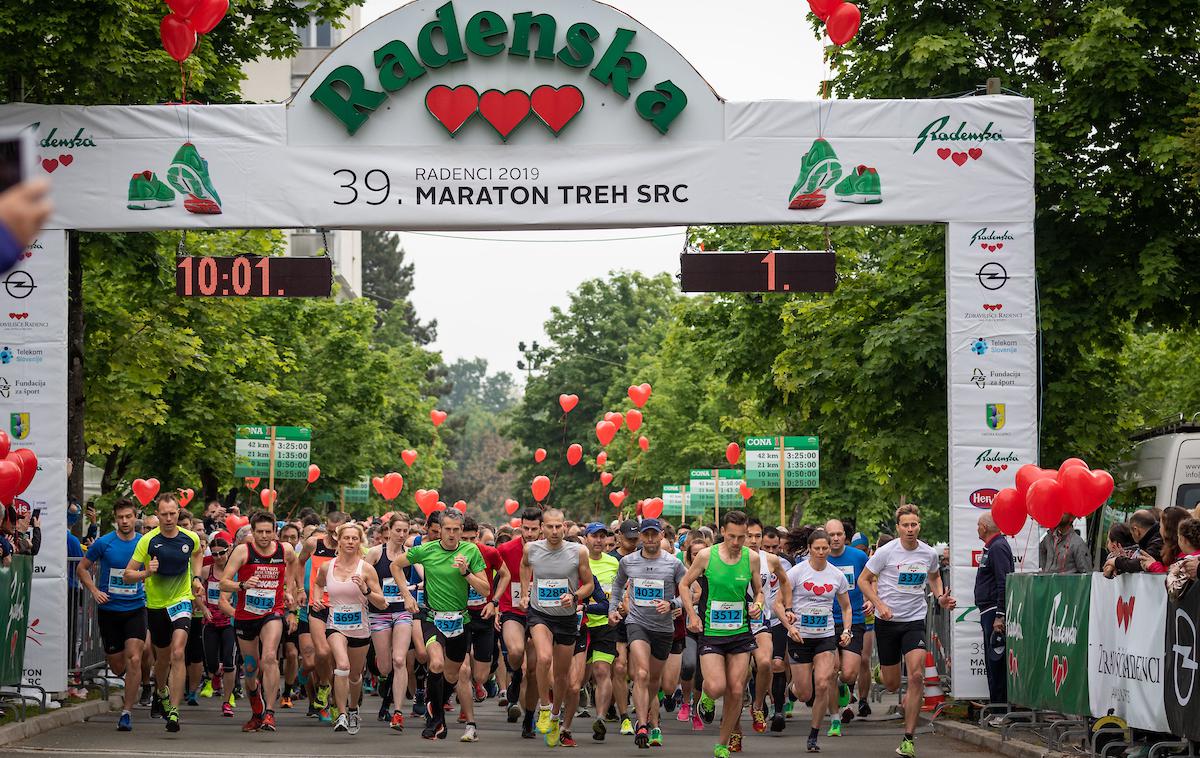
[519,508,594,747]
[762,527,784,557]
[456,515,509,742]
[582,522,619,742]
[124,493,204,732]
[77,499,145,731]
[850,532,876,717]
[220,511,302,732]
[746,517,792,735]
[858,504,956,758]
[390,508,490,741]
[609,518,640,735]
[681,511,764,758]
[824,518,869,736]
[609,518,686,749]
[496,508,541,736]
[300,511,349,719]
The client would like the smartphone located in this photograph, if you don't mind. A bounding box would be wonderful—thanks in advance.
[32,508,41,520]
[0,127,37,193]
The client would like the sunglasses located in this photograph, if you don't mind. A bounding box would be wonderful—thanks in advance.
[210,550,228,557]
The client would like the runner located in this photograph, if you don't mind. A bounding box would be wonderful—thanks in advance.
[201,536,238,717]
[680,511,765,758]
[775,528,852,753]
[278,522,303,708]
[496,508,542,736]
[582,522,619,742]
[300,511,349,721]
[850,532,875,718]
[123,493,205,732]
[390,507,490,741]
[823,518,870,735]
[76,498,146,731]
[177,511,208,708]
[745,517,792,736]
[220,511,302,732]
[456,515,509,742]
[519,507,594,748]
[366,514,413,730]
[609,518,640,735]
[609,518,686,749]
[858,504,956,758]
[676,530,712,731]
[311,521,388,734]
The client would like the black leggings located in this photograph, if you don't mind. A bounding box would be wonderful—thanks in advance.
[203,624,237,675]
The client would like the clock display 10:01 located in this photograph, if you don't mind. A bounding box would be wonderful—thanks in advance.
[177,256,281,297]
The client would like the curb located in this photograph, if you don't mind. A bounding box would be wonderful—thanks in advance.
[0,692,121,746]
[932,718,1070,758]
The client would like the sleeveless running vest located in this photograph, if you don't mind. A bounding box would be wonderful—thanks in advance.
[703,545,751,637]
[526,539,580,617]
[373,543,405,614]
[234,542,287,621]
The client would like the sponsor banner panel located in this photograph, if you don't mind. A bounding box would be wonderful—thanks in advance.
[1088,573,1169,732]
[949,565,986,698]
[1005,574,1091,715]
[22,574,66,691]
[18,458,69,580]
[0,340,67,405]
[0,232,68,342]
[949,388,1038,448]
[950,511,1038,572]
[3,403,69,460]
[1165,582,1200,741]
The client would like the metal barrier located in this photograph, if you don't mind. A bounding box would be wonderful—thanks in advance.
[66,557,109,699]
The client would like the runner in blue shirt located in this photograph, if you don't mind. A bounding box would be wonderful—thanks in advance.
[824,518,870,735]
[76,499,146,731]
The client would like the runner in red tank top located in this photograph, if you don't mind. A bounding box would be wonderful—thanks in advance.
[220,511,301,732]
[496,508,543,731]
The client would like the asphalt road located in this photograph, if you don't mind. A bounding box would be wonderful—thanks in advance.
[9,690,995,758]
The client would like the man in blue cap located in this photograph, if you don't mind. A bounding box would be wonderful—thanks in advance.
[609,518,687,748]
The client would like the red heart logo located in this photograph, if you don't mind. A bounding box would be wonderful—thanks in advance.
[813,585,826,595]
[952,152,969,166]
[937,148,951,160]
[1000,464,1008,471]
[985,465,995,472]
[424,85,479,136]
[41,158,58,173]
[58,153,73,166]
[985,244,996,252]
[531,85,584,135]
[478,89,531,141]
[968,147,983,161]
[980,244,990,251]
[802,581,814,591]
[995,243,1004,250]
[824,584,834,593]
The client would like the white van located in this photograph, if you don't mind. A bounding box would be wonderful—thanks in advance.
[1122,415,1200,510]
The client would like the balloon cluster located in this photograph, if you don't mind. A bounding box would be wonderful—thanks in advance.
[160,0,229,63]
[809,0,861,46]
[991,458,1115,535]
[0,431,38,510]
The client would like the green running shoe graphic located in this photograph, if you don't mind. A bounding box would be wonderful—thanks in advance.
[166,143,222,207]
[788,138,842,210]
[834,165,883,204]
[127,171,176,210]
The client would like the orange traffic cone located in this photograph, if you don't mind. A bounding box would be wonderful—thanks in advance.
[920,651,945,711]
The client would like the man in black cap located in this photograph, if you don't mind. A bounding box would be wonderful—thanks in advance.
[608,518,640,734]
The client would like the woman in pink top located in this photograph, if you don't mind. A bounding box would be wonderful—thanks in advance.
[312,522,387,734]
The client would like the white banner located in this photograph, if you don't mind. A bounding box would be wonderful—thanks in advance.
[1088,573,1170,733]
[2,231,69,692]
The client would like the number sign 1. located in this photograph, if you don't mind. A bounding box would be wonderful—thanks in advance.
[679,251,836,293]
[176,255,332,298]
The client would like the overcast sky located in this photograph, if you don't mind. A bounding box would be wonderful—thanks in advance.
[359,0,825,379]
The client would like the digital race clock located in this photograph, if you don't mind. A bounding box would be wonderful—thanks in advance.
[175,255,332,298]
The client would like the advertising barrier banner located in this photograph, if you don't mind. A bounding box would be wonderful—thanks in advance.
[0,556,33,686]
[1165,581,1200,741]
[1005,573,1091,715]
[1088,573,1169,733]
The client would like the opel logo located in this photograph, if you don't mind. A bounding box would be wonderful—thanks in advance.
[1173,608,1197,706]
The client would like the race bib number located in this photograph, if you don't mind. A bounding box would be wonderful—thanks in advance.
[708,601,743,631]
[433,611,464,638]
[897,563,928,594]
[167,599,192,622]
[245,587,276,615]
[206,580,222,605]
[799,604,832,635]
[467,585,486,608]
[536,578,569,605]
[510,582,521,604]
[107,567,139,597]
[415,588,425,607]
[329,604,365,632]
[631,578,665,607]
[381,577,401,599]
[839,565,856,584]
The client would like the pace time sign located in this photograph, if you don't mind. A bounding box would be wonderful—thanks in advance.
[679,251,836,293]
[176,255,332,298]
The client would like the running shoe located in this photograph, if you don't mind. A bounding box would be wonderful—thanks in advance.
[261,712,276,732]
[280,696,293,709]
[457,709,469,723]
[222,702,234,718]
[692,710,704,730]
[752,708,767,733]
[833,166,882,204]
[858,699,871,718]
[166,143,222,207]
[521,722,536,739]
[546,716,561,748]
[896,737,916,757]
[117,712,132,731]
[730,729,743,752]
[537,705,553,734]
[788,138,842,210]
[698,694,715,724]
[770,712,786,732]
[662,690,677,712]
[151,688,167,719]
[784,700,795,718]
[139,684,153,707]
[165,710,180,732]
[838,683,851,708]
[347,709,360,735]
[318,707,331,723]
[621,716,635,735]
[842,705,855,723]
[827,718,841,737]
[605,703,619,722]
[333,713,348,732]
[635,723,650,749]
[561,729,576,747]
[461,722,478,742]
[126,171,176,210]
[485,678,499,698]
[390,710,405,731]
[315,684,330,710]
[474,682,486,702]
[421,716,446,740]
[305,701,318,719]
[507,702,522,722]
[377,700,390,721]
[649,727,663,746]
[183,195,222,216]
[242,714,262,732]
[592,717,606,741]
[678,701,691,722]
[227,692,237,709]
[714,745,731,758]
[807,735,821,752]
[200,680,214,698]
[412,691,426,716]
[185,690,199,706]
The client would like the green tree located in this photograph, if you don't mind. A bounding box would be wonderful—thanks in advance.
[362,230,436,345]
[444,357,518,413]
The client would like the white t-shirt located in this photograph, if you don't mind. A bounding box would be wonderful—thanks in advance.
[864,539,939,622]
[784,560,850,638]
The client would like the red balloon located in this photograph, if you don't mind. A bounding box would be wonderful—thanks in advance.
[827,2,862,46]
[132,477,161,506]
[566,444,583,466]
[626,409,644,433]
[1026,478,1065,529]
[809,0,841,21]
[378,472,404,501]
[1058,458,1089,475]
[643,498,664,519]
[595,421,617,446]
[307,464,321,484]
[509,517,521,528]
[160,14,197,62]
[0,460,20,505]
[596,452,608,467]
[726,443,740,466]
[401,449,418,467]
[638,435,650,452]
[224,514,249,535]
[430,409,448,427]
[1015,464,1057,497]
[609,490,626,508]
[504,498,520,515]
[414,488,440,514]
[627,383,652,408]
[178,488,195,508]
[453,500,468,513]
[739,483,754,501]
[558,394,579,414]
[990,487,1026,536]
[605,412,625,431]
[1060,466,1114,517]
[534,448,547,463]
[260,488,277,509]
[0,430,10,459]
[190,0,228,34]
[600,472,614,486]
[245,477,260,490]
[532,475,551,503]
[165,0,201,17]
